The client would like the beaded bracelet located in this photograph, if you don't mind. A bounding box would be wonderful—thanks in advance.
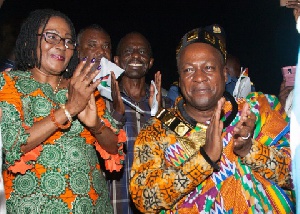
[61,104,73,123]
[200,147,220,172]
[50,109,71,129]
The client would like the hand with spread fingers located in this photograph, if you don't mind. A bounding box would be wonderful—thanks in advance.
[233,103,256,157]
[111,71,125,115]
[286,0,300,21]
[203,97,225,162]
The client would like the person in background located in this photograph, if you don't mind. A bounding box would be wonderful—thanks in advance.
[0,9,126,213]
[77,28,171,213]
[167,81,180,102]
[76,24,123,118]
[225,54,256,97]
[76,24,133,210]
[226,54,241,79]
[76,24,111,63]
[111,32,172,214]
[225,54,241,95]
[130,27,294,213]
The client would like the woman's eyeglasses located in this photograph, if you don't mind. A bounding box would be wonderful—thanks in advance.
[37,32,76,50]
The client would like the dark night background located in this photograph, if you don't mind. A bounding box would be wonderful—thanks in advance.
[1,0,299,95]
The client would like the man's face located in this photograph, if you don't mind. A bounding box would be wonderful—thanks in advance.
[114,33,154,79]
[178,43,227,111]
[77,28,111,62]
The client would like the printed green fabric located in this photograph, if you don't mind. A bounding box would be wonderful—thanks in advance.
[0,71,113,213]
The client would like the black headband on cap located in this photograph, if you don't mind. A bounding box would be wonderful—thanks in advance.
[176,28,227,62]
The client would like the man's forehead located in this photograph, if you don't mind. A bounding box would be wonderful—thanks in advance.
[121,40,149,49]
[181,43,220,58]
[82,29,109,39]
[122,34,148,45]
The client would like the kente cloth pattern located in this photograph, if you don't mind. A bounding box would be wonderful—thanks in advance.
[0,70,126,214]
[130,92,294,213]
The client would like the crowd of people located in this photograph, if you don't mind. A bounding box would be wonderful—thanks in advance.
[0,2,298,213]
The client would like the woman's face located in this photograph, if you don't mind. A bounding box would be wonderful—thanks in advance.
[36,16,74,76]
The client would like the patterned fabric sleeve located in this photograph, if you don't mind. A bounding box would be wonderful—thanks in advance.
[130,117,214,213]
[242,92,292,189]
[92,91,126,172]
[241,139,291,188]
[0,72,30,169]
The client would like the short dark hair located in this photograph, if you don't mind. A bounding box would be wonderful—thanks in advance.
[77,24,110,45]
[115,32,153,57]
[15,9,78,78]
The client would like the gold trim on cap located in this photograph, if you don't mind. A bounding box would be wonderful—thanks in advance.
[204,31,216,45]
[186,29,198,42]
[213,25,221,34]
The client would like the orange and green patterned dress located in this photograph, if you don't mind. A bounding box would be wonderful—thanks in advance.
[0,70,126,213]
[130,93,294,213]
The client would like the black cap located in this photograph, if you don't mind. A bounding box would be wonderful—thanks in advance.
[176,27,227,62]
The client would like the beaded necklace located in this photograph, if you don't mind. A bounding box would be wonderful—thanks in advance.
[53,76,62,94]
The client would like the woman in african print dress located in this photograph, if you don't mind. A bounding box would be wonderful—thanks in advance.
[0,9,125,213]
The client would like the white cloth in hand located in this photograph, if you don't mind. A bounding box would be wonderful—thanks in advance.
[94,57,124,101]
[150,80,159,116]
